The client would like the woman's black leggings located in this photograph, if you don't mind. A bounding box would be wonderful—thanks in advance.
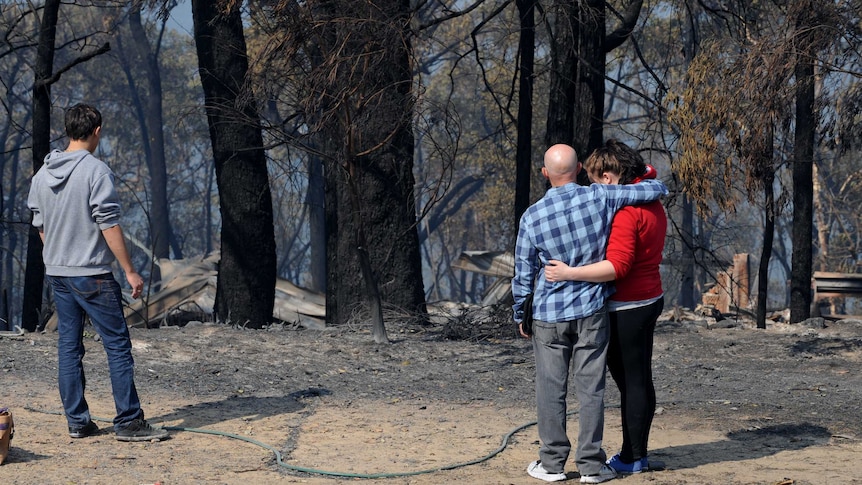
[607,297,664,462]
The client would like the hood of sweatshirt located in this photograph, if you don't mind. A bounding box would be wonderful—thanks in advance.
[42,149,90,189]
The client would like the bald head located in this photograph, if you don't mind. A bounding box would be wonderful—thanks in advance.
[542,144,580,187]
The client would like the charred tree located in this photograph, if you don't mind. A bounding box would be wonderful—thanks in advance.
[790,1,817,323]
[21,0,110,331]
[546,0,643,181]
[191,0,276,328]
[21,0,60,332]
[544,0,576,149]
[513,0,536,226]
[127,2,177,277]
[308,1,425,333]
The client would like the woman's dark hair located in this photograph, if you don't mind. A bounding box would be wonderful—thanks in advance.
[583,139,647,185]
[64,104,102,141]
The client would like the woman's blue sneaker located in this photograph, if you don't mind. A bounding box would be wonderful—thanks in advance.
[606,453,647,474]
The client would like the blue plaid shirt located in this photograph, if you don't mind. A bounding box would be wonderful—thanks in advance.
[512,179,668,323]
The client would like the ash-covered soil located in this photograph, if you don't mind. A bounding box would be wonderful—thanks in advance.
[1,307,861,484]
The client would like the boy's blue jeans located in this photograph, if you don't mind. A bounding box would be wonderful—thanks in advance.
[49,274,143,430]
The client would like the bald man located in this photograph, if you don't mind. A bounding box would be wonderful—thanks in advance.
[513,144,667,483]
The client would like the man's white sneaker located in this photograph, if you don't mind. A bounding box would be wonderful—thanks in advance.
[579,464,617,483]
[527,460,567,482]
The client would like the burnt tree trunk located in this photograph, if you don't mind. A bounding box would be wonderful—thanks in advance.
[513,0,536,227]
[544,0,576,149]
[790,8,816,323]
[678,195,697,309]
[317,0,425,327]
[758,170,776,329]
[128,4,177,273]
[546,0,643,185]
[571,0,605,173]
[191,0,276,328]
[751,128,776,330]
[22,0,61,332]
[306,153,326,293]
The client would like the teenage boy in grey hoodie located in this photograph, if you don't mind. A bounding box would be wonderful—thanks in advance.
[27,103,168,442]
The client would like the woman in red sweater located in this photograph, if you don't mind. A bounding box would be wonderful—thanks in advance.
[545,139,667,475]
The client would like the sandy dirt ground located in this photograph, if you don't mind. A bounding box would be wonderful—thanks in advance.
[1,310,861,485]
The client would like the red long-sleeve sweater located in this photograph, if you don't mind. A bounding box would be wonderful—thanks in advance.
[605,199,667,302]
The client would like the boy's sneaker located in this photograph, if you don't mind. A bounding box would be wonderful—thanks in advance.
[606,453,647,474]
[579,464,617,483]
[115,419,169,442]
[69,421,99,438]
[527,460,567,482]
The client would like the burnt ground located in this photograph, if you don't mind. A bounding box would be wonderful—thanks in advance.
[1,306,861,484]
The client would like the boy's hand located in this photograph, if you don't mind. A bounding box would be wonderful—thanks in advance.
[126,271,144,299]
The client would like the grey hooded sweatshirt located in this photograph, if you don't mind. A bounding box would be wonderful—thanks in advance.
[27,149,122,277]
